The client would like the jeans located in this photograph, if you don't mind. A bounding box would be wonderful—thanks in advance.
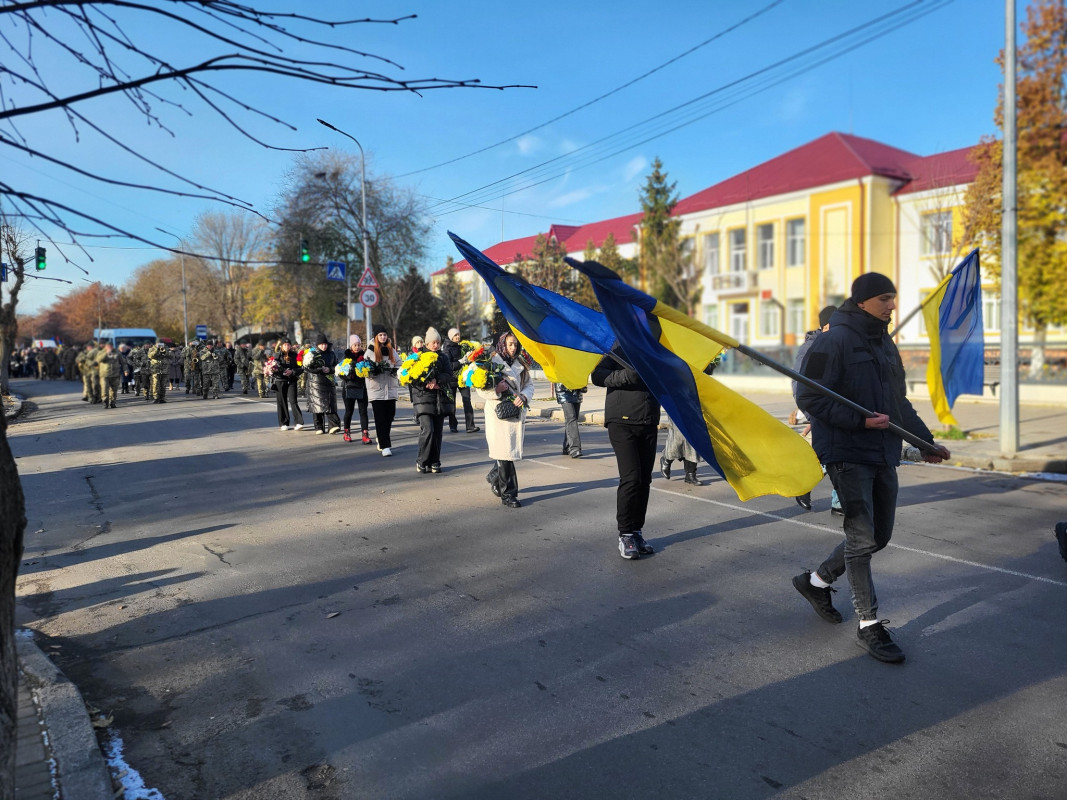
[560,401,581,454]
[817,462,899,620]
[607,423,658,534]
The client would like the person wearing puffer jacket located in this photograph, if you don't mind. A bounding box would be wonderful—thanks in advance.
[365,325,401,456]
[410,327,455,474]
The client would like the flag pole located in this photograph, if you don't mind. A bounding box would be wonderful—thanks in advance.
[731,342,942,455]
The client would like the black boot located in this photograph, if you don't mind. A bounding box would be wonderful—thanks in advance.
[660,456,671,480]
[683,460,702,486]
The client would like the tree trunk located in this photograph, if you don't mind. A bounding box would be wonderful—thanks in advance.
[1028,325,1047,379]
[0,407,28,800]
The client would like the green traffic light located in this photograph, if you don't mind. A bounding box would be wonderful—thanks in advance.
[34,246,46,271]
[300,239,310,263]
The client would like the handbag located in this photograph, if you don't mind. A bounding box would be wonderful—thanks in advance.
[494,399,522,420]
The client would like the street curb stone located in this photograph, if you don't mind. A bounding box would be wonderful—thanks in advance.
[16,635,113,800]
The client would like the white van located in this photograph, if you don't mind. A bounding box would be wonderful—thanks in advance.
[93,328,159,348]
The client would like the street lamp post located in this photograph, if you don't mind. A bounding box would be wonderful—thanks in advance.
[156,227,189,345]
[317,118,371,342]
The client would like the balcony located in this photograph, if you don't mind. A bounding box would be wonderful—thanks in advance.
[710,270,758,295]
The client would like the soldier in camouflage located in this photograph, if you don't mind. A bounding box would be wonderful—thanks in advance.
[182,341,202,396]
[250,339,269,398]
[147,341,171,403]
[233,341,252,394]
[94,342,128,409]
[199,340,222,399]
[76,343,97,402]
[215,341,232,393]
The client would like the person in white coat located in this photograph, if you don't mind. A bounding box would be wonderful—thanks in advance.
[476,332,535,508]
[364,324,402,456]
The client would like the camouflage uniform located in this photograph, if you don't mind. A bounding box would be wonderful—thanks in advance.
[250,343,269,398]
[215,345,232,393]
[199,344,222,399]
[94,345,127,408]
[74,346,93,400]
[182,342,202,396]
[127,346,148,398]
[234,344,252,394]
[78,345,102,403]
[147,343,171,402]
[60,346,78,381]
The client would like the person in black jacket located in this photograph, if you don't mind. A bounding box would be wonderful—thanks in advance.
[793,273,949,664]
[274,339,304,430]
[410,327,455,473]
[306,333,341,435]
[340,334,371,444]
[443,327,479,433]
[592,347,661,560]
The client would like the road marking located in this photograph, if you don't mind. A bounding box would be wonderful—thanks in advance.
[651,486,1067,588]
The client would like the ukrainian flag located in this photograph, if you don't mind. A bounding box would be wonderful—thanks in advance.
[568,258,821,501]
[921,249,984,427]
[449,232,614,389]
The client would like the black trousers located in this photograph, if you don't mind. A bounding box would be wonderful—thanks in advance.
[343,395,370,431]
[417,413,445,467]
[607,422,658,534]
[487,459,518,500]
[276,380,304,427]
[371,399,396,448]
[449,386,476,431]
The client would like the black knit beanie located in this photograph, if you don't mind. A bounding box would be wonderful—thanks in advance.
[850,273,896,304]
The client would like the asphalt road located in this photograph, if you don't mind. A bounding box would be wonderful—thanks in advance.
[12,380,1067,800]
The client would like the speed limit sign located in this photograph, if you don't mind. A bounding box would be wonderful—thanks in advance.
[359,287,379,308]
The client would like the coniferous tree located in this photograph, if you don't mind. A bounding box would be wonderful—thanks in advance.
[637,158,701,315]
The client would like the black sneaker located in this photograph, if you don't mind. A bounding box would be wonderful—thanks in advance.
[795,492,812,510]
[792,571,843,623]
[830,507,845,517]
[430,464,442,474]
[1054,522,1067,562]
[633,532,654,554]
[416,462,428,474]
[618,534,639,560]
[855,621,906,663]
[486,472,501,497]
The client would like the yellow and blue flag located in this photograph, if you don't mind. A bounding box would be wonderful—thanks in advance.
[449,232,614,389]
[922,249,984,427]
[568,257,821,501]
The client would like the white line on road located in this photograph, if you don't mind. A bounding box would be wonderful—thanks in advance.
[651,485,1067,588]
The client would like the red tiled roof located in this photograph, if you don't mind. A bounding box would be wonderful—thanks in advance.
[893,145,980,195]
[673,132,919,214]
[564,213,643,252]
[433,233,543,276]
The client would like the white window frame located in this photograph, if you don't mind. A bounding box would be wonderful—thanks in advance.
[786,218,805,267]
[982,289,1000,332]
[921,211,953,256]
[703,232,720,274]
[787,298,806,336]
[705,303,719,331]
[759,301,780,338]
[729,228,746,272]
[757,223,774,270]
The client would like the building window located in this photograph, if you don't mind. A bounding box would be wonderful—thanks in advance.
[757,223,774,270]
[705,303,719,331]
[759,301,780,338]
[729,229,746,272]
[703,232,720,274]
[787,298,805,336]
[786,219,805,267]
[982,289,1000,332]
[921,212,953,255]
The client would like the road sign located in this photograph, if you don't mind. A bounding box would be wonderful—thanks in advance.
[359,288,379,308]
[357,268,378,288]
[195,324,208,340]
[1,263,6,282]
[325,261,346,282]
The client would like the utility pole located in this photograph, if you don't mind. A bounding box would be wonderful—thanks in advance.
[1000,0,1019,456]
[156,228,189,345]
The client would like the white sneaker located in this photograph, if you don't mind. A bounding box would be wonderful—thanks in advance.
[314,430,325,435]
[382,447,392,457]
[280,425,291,431]
[293,424,304,431]
[327,425,341,434]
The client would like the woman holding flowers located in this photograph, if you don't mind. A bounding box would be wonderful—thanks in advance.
[474,332,535,508]
[304,333,341,435]
[273,339,304,431]
[402,327,455,474]
[365,324,401,456]
[338,334,372,444]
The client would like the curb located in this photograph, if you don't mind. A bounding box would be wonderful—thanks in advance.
[16,635,113,800]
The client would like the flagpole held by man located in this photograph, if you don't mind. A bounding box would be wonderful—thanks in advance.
[792,272,950,664]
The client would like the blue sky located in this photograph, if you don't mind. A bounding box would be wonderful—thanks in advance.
[4,0,1011,315]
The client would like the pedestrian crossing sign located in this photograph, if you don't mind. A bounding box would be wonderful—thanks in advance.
[325,261,346,281]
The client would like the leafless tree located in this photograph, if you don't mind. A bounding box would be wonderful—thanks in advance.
[189,211,268,334]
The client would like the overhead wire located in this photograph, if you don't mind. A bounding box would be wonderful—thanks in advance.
[394,0,786,179]
[428,0,952,216]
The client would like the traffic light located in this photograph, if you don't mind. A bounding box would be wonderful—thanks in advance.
[300,239,310,263]
[335,300,346,317]
[34,247,46,271]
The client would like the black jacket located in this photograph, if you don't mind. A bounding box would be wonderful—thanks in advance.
[306,348,338,414]
[797,299,933,466]
[274,349,302,384]
[409,350,456,417]
[591,352,660,427]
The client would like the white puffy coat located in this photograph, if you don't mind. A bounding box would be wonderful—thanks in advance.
[364,348,401,401]
[476,355,535,461]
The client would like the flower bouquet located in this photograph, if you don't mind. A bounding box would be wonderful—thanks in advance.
[335,357,353,379]
[352,359,371,378]
[300,347,324,372]
[398,351,438,386]
[263,356,278,379]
